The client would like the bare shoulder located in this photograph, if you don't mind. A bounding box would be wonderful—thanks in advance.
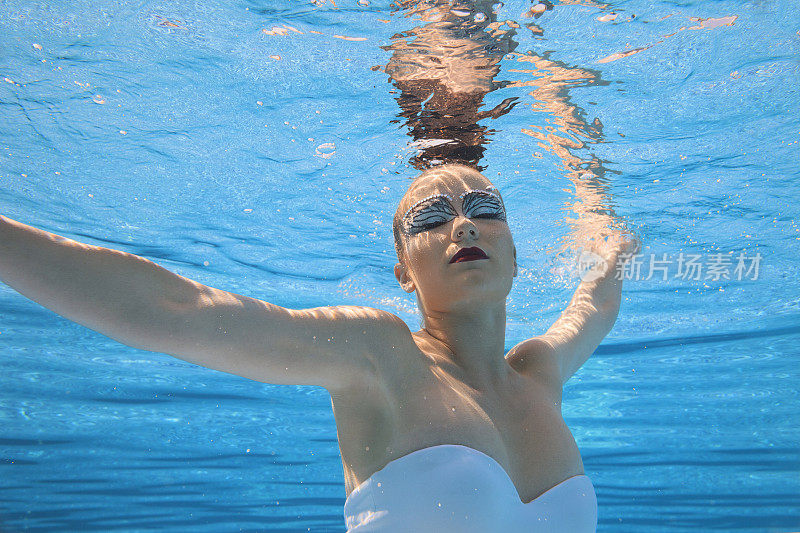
[311,305,416,391]
[505,337,563,393]
[309,305,412,346]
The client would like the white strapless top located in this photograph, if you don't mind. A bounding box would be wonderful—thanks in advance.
[344,444,597,532]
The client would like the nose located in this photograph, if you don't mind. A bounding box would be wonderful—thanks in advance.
[452,216,479,241]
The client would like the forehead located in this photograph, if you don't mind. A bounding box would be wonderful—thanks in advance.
[399,166,496,214]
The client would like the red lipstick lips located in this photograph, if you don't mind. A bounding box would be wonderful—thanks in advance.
[450,246,489,264]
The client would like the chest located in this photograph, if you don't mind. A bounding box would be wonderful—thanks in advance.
[391,362,561,450]
[331,350,583,502]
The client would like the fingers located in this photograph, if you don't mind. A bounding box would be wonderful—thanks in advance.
[599,232,641,264]
[620,234,642,256]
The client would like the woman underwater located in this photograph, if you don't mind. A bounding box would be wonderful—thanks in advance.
[0,1,638,532]
[0,162,635,532]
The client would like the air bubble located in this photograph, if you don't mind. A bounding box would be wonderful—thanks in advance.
[474,12,486,22]
[315,142,336,159]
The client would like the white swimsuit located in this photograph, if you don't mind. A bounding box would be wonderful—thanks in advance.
[344,444,597,532]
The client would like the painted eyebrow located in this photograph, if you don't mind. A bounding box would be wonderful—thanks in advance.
[402,189,505,221]
[458,188,502,201]
[460,189,506,214]
[401,193,455,222]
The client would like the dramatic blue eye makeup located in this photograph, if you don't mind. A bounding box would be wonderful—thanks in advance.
[460,190,507,222]
[402,194,457,236]
[401,188,507,236]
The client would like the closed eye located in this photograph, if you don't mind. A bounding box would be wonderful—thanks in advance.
[414,214,450,231]
[462,191,506,222]
[403,197,457,235]
[471,212,504,220]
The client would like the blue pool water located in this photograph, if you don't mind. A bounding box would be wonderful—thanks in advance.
[1,0,799,531]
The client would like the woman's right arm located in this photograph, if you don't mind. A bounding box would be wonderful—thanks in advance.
[0,215,409,391]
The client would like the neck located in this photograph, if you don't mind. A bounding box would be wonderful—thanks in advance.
[419,300,510,385]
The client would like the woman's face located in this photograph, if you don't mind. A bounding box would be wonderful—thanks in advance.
[394,165,517,315]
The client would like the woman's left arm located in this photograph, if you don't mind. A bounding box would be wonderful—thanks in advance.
[508,235,640,387]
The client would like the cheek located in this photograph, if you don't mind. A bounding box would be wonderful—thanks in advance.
[488,227,515,262]
[483,221,511,241]
[406,233,448,267]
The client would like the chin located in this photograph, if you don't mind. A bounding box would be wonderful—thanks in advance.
[439,282,511,311]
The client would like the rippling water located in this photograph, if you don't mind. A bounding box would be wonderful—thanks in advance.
[1,0,798,531]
